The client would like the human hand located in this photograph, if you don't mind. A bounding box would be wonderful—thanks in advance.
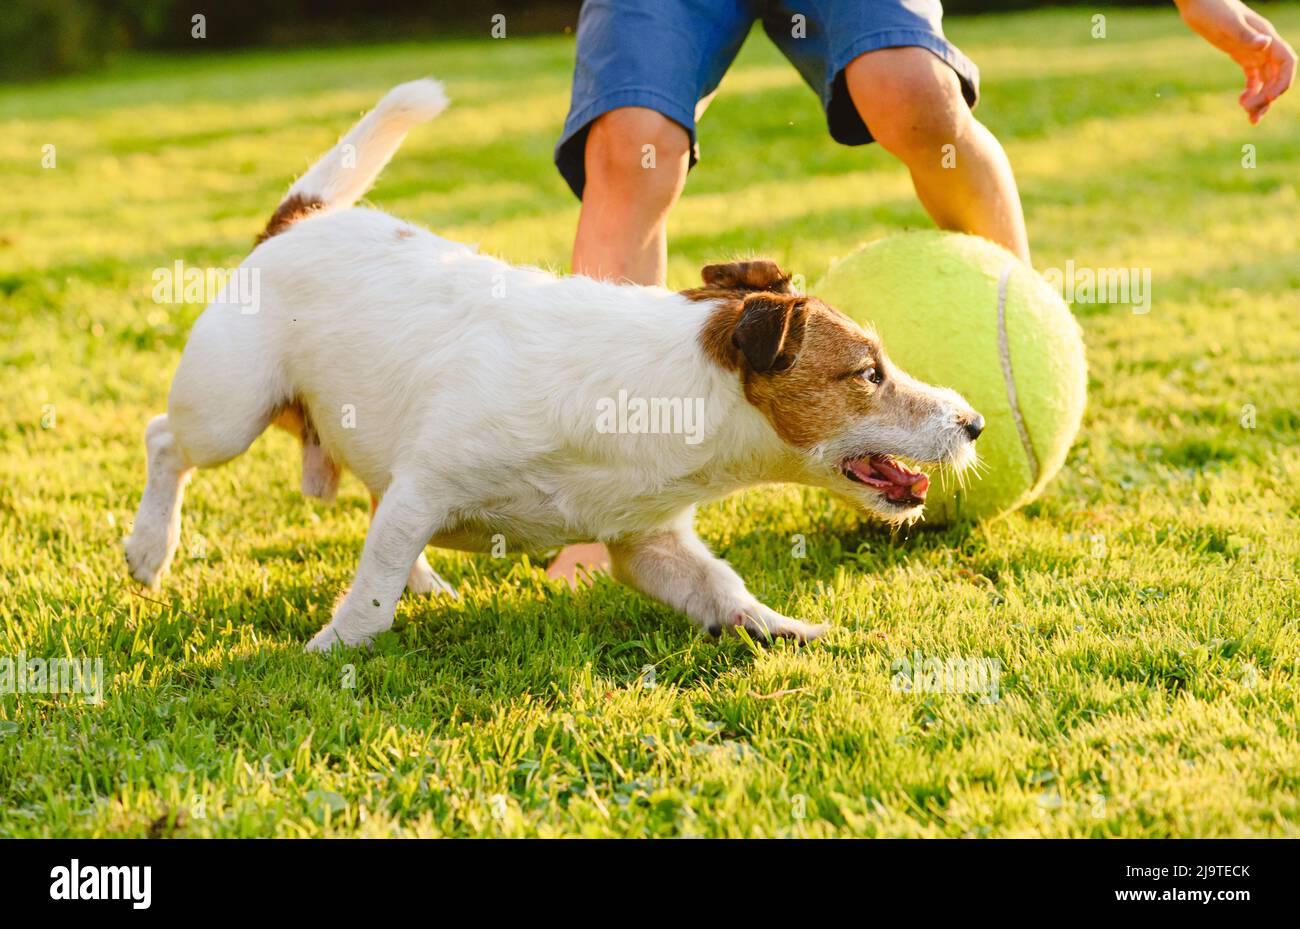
[1176,0,1296,122]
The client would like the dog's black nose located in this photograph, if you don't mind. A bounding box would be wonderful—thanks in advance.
[964,414,985,441]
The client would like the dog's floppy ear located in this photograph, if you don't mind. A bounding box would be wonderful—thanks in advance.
[732,294,807,373]
[702,260,792,294]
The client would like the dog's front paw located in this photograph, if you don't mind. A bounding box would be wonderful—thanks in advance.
[745,614,829,643]
[406,553,458,598]
[305,620,376,653]
[306,592,396,653]
[304,622,344,653]
[711,603,828,644]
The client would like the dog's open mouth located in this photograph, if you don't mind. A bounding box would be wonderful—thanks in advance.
[841,454,930,507]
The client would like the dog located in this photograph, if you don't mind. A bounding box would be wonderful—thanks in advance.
[124,79,984,650]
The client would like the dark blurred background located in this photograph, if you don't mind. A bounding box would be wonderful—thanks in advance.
[1,1,1170,81]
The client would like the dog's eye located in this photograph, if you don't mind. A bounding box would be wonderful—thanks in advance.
[857,366,883,385]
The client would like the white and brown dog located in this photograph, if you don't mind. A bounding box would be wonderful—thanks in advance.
[125,79,984,650]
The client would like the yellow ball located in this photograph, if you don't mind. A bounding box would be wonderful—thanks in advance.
[815,231,1087,524]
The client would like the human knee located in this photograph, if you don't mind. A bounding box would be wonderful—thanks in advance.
[846,47,971,163]
[584,107,689,199]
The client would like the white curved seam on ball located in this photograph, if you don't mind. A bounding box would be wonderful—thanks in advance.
[997,261,1040,485]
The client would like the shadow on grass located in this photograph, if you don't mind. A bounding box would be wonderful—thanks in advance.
[103,542,762,718]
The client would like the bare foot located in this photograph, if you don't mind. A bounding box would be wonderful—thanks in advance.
[545,542,610,589]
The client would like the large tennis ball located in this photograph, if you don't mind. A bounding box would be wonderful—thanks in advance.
[814,231,1087,524]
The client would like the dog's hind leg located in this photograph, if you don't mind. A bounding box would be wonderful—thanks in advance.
[124,414,195,588]
[369,493,457,598]
[126,398,273,587]
[126,319,280,587]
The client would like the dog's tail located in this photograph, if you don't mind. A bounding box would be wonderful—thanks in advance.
[255,78,449,245]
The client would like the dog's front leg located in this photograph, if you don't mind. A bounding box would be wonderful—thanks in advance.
[608,518,828,643]
[306,476,446,652]
[369,493,457,598]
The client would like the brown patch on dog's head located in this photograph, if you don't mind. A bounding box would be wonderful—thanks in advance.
[686,259,800,372]
[255,193,326,246]
[691,277,891,447]
[687,260,983,520]
[727,296,884,449]
[692,293,804,374]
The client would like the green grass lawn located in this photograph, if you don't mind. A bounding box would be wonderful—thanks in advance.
[2,6,1299,837]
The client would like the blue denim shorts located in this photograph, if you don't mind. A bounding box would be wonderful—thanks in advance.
[555,0,979,198]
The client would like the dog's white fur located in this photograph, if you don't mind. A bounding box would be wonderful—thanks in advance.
[125,79,977,650]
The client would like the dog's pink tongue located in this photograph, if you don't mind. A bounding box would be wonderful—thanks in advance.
[883,474,928,501]
[869,456,930,501]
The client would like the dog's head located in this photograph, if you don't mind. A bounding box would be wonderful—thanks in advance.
[687,260,983,523]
